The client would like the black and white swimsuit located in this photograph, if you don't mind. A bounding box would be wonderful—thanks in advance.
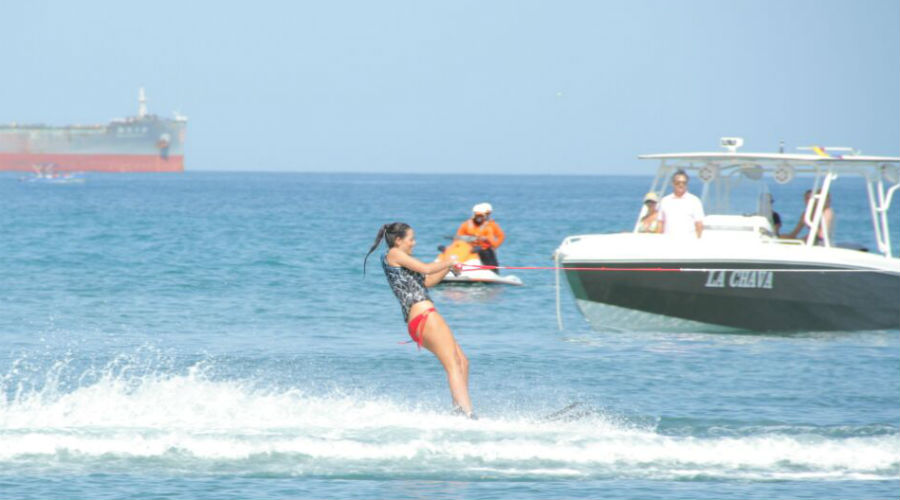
[382,254,431,322]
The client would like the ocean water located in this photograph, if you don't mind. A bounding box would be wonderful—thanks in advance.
[1,171,898,500]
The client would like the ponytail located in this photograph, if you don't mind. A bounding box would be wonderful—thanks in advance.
[363,224,388,275]
[364,222,411,275]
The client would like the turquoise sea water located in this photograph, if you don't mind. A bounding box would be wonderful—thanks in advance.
[1,172,898,499]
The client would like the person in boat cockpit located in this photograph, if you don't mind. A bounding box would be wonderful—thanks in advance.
[783,190,834,245]
[658,170,704,238]
[456,203,505,271]
[764,194,782,236]
[638,192,661,233]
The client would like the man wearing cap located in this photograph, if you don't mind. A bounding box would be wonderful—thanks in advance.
[456,203,505,271]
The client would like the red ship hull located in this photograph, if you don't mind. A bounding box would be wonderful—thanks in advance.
[0,153,184,173]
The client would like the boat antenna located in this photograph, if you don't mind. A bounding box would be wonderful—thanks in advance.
[720,137,743,153]
[138,88,147,118]
[778,139,784,153]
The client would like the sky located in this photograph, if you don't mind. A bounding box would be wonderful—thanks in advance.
[2,0,898,174]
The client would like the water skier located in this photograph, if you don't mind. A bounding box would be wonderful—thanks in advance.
[365,222,476,419]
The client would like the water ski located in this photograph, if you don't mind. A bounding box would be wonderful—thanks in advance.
[541,402,595,422]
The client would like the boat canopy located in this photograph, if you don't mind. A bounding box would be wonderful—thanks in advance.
[639,152,900,163]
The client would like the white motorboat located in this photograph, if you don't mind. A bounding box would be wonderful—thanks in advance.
[20,163,85,184]
[554,138,900,332]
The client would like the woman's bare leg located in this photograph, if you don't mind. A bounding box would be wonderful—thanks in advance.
[455,342,469,391]
[421,312,472,414]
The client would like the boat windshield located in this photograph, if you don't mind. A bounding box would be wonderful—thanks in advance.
[698,164,772,217]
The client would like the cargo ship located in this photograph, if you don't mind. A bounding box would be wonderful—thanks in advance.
[0,89,186,173]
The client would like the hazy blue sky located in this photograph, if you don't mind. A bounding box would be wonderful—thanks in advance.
[3,0,898,174]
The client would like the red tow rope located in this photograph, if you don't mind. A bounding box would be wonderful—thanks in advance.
[459,264,683,272]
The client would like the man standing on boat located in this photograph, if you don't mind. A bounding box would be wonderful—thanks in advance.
[457,203,505,271]
[658,170,704,238]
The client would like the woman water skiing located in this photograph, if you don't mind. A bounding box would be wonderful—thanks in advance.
[364,222,476,419]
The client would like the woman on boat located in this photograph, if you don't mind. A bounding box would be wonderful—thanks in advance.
[784,190,834,244]
[638,192,661,233]
[364,222,475,419]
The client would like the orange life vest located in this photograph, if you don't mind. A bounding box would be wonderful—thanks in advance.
[456,219,505,250]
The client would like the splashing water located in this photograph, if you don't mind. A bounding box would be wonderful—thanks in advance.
[1,354,896,482]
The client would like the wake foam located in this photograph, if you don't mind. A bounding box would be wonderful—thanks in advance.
[1,356,897,481]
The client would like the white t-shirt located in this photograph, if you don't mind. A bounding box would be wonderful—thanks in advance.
[659,192,704,237]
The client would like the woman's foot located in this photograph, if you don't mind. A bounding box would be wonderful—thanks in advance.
[452,405,477,420]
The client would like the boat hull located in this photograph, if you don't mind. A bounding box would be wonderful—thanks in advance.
[0,152,183,172]
[441,271,523,286]
[564,261,900,332]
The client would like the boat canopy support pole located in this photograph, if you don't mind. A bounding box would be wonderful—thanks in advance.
[866,170,899,258]
[866,176,889,256]
[804,169,835,247]
[881,181,900,257]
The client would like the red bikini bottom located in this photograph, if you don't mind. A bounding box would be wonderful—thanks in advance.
[407,307,436,349]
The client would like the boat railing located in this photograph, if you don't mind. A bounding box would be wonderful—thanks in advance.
[761,238,806,247]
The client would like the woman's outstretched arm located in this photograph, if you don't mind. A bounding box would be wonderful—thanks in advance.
[783,215,805,239]
[387,248,456,287]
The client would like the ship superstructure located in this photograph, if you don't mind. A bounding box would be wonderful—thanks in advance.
[0,89,186,172]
